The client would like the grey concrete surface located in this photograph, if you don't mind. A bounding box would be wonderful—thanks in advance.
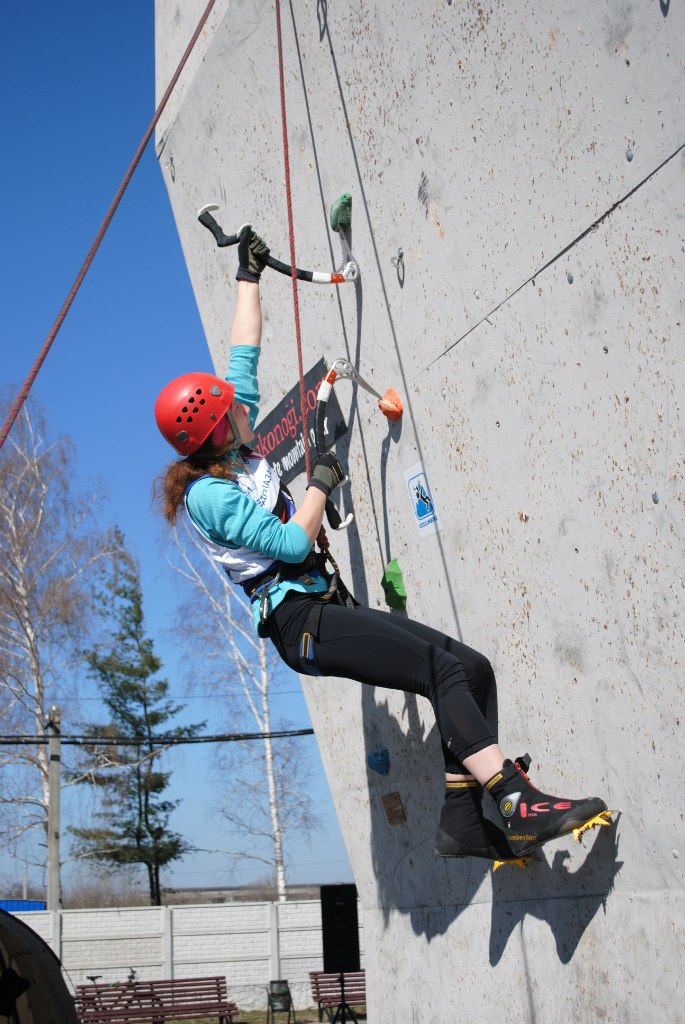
[154,2,684,1020]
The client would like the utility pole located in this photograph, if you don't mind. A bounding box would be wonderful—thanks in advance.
[46,704,62,911]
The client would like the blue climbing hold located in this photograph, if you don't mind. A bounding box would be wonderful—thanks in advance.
[367,749,391,775]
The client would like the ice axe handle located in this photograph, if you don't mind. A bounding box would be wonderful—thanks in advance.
[197,210,239,247]
[199,210,324,283]
[314,399,328,458]
[324,499,344,530]
[314,399,338,527]
[313,395,353,531]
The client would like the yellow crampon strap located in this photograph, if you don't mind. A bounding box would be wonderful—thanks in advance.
[572,809,619,841]
[492,857,533,872]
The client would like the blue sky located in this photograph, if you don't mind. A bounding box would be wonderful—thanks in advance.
[1,2,351,894]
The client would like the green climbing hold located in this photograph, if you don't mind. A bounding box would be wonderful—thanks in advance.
[330,192,352,231]
[382,558,407,611]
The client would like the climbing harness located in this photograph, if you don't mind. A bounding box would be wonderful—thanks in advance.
[234,475,355,634]
[243,547,349,635]
[198,205,360,284]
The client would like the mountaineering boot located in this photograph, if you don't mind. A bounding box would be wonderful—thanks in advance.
[434,780,521,862]
[484,757,607,856]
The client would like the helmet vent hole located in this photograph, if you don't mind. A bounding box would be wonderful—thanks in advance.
[175,416,182,423]
[199,398,205,405]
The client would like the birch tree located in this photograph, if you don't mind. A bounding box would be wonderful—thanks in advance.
[0,399,112,868]
[168,519,321,901]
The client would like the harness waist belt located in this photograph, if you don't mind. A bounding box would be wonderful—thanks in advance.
[241,550,327,600]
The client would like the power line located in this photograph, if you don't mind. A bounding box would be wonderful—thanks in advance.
[0,728,314,747]
[61,689,306,703]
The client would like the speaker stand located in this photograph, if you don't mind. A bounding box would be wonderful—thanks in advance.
[330,973,359,1024]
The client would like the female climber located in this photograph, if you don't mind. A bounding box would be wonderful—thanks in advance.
[154,227,608,864]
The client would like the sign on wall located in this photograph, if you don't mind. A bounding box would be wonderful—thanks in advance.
[253,358,348,483]
[404,460,441,536]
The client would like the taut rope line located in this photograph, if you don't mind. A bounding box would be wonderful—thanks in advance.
[0,0,218,449]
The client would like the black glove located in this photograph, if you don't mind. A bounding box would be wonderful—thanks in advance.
[307,453,346,498]
[236,224,270,282]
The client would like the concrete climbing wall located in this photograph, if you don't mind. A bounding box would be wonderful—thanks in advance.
[154,2,684,1020]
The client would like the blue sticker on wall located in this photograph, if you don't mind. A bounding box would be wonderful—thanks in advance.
[404,461,441,536]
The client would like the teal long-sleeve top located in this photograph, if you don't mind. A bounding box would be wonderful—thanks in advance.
[185,346,329,631]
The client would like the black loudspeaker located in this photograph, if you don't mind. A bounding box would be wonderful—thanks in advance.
[320,884,360,974]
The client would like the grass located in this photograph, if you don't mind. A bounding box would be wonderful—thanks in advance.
[183,1010,366,1024]
[231,1014,318,1024]
[233,1014,318,1023]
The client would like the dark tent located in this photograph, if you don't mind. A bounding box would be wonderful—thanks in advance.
[0,910,77,1024]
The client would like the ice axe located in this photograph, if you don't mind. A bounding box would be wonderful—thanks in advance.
[197,204,360,284]
[314,358,403,531]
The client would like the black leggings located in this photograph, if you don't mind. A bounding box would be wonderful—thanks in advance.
[266,593,498,771]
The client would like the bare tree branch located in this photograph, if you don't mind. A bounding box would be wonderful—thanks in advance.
[166,517,322,900]
[0,396,115,866]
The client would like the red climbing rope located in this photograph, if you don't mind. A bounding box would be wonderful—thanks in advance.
[0,0,218,451]
[274,0,312,480]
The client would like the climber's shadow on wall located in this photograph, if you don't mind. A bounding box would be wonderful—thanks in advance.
[362,691,496,927]
[488,822,623,965]
[362,689,622,963]
[298,0,624,965]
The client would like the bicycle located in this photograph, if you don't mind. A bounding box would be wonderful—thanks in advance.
[85,967,137,987]
[78,968,164,1024]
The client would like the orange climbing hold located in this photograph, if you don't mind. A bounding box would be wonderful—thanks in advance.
[378,387,403,421]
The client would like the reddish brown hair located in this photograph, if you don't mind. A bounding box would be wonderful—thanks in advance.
[156,437,236,525]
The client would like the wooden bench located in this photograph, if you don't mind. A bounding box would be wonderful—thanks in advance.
[309,971,366,1022]
[75,976,238,1024]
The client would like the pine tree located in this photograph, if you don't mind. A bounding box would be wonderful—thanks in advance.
[72,530,204,905]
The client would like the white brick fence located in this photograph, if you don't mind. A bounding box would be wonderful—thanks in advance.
[14,900,364,1012]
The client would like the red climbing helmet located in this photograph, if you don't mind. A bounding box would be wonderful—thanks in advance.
[154,372,236,456]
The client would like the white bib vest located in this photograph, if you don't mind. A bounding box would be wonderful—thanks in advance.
[185,452,294,585]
